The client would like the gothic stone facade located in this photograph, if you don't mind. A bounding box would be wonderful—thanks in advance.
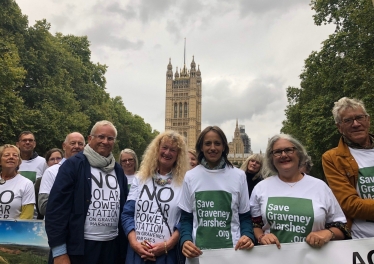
[165,57,202,149]
[228,120,253,165]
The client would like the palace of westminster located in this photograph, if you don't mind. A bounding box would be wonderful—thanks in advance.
[164,56,257,165]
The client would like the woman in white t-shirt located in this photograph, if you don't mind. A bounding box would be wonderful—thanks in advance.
[178,126,254,263]
[0,144,35,219]
[250,134,351,249]
[121,131,189,264]
[119,148,138,190]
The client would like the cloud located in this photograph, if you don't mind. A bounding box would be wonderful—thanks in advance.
[239,0,307,17]
[105,2,137,19]
[84,22,144,50]
[202,75,287,124]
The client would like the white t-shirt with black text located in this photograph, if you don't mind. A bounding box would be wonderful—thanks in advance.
[0,174,35,219]
[84,167,120,241]
[128,174,182,244]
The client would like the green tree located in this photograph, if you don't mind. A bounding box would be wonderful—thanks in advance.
[1,0,157,157]
[281,0,374,178]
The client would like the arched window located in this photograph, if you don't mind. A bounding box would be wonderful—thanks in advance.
[179,103,182,118]
[174,103,177,118]
[184,102,188,118]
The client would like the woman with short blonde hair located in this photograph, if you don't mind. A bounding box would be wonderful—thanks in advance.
[0,144,35,219]
[240,153,264,197]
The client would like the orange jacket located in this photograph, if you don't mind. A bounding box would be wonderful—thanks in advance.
[322,136,374,229]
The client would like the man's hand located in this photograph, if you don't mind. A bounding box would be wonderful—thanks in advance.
[54,254,70,264]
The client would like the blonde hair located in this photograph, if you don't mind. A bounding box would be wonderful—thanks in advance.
[119,148,139,172]
[188,149,197,158]
[240,153,264,181]
[138,131,188,186]
[0,144,22,168]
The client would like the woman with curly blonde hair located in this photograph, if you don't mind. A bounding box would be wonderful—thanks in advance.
[121,130,188,264]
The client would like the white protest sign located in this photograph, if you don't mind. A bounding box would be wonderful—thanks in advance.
[199,238,374,264]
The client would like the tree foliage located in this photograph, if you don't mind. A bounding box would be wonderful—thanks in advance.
[0,0,158,159]
[281,0,374,179]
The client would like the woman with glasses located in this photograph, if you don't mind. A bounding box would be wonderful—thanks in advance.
[250,134,350,249]
[119,148,139,190]
[121,131,188,264]
[0,144,35,219]
[240,154,264,198]
[45,148,64,167]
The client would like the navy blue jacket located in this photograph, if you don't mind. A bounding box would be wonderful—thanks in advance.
[45,152,128,257]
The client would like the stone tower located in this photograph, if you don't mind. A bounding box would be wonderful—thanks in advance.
[165,56,202,149]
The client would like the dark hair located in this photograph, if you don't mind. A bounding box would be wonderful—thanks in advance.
[195,126,233,168]
[45,148,64,163]
[18,131,35,141]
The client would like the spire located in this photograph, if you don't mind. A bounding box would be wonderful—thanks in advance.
[236,118,238,128]
[167,58,172,70]
[184,38,186,66]
[191,55,196,69]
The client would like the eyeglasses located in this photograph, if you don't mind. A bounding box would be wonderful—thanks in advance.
[91,134,116,142]
[121,159,134,163]
[340,115,368,125]
[20,139,35,143]
[271,147,296,157]
[49,157,62,162]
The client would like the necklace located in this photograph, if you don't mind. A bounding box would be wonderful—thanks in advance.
[153,174,172,186]
[281,174,304,188]
[0,173,17,185]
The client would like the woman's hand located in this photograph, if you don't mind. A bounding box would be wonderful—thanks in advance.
[147,242,166,257]
[306,229,332,248]
[258,233,281,249]
[128,231,155,261]
[235,235,254,250]
[182,241,203,258]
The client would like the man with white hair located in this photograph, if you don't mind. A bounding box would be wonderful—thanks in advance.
[38,132,85,216]
[322,97,374,239]
[45,121,128,263]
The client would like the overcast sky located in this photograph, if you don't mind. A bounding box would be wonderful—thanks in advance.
[16,0,334,153]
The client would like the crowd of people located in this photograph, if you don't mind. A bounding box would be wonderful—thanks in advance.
[0,96,373,263]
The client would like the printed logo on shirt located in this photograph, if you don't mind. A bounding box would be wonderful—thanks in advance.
[135,184,174,243]
[266,197,314,243]
[18,171,36,183]
[195,190,233,249]
[86,172,120,227]
[357,166,374,199]
[0,190,14,219]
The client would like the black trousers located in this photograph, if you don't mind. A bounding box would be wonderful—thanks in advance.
[49,238,121,264]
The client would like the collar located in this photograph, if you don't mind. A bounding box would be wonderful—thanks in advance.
[201,157,226,170]
[342,134,374,149]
